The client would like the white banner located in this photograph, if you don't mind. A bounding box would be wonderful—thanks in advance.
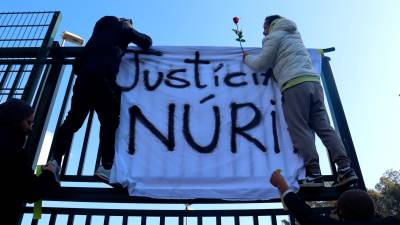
[111,46,321,200]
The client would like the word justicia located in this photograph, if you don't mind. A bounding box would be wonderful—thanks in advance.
[119,51,273,92]
[120,50,282,156]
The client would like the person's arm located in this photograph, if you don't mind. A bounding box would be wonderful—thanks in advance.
[20,161,60,203]
[243,31,282,72]
[270,170,342,225]
[130,28,152,49]
[121,20,152,50]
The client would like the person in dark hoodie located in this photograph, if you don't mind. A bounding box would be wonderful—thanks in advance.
[0,99,60,225]
[269,170,400,225]
[49,16,153,182]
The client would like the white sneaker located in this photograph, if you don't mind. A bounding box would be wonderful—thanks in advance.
[298,174,324,188]
[94,165,111,183]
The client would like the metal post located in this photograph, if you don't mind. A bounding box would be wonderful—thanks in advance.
[320,55,366,190]
[25,42,66,168]
[22,11,62,105]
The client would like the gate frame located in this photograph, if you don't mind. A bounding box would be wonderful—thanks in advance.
[0,11,366,225]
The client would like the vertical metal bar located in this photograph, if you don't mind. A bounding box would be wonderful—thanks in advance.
[141,216,147,225]
[77,109,94,175]
[7,64,25,99]
[31,63,50,109]
[12,14,28,47]
[0,64,12,99]
[36,13,51,47]
[31,218,39,225]
[22,11,61,104]
[95,130,102,168]
[23,13,35,47]
[11,14,23,47]
[0,14,13,47]
[4,14,17,47]
[320,56,366,190]
[2,66,14,98]
[59,111,93,175]
[160,216,165,225]
[197,217,203,225]
[23,12,46,102]
[271,216,277,225]
[252,216,259,225]
[122,216,128,225]
[85,215,91,225]
[104,215,110,225]
[216,216,221,225]
[0,14,6,42]
[30,13,45,47]
[7,13,23,47]
[234,216,240,225]
[35,13,48,47]
[55,71,74,128]
[25,42,66,168]
[60,133,71,175]
[49,214,57,225]
[26,13,39,48]
[67,214,75,225]
[179,216,184,225]
[49,70,74,169]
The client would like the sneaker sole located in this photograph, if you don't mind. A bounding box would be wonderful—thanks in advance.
[94,173,110,183]
[299,182,324,188]
[332,176,358,187]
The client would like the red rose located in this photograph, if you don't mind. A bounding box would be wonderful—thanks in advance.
[233,16,239,24]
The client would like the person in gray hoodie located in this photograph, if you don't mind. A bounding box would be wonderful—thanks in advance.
[244,15,357,187]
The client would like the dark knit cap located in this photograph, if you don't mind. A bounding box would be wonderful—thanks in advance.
[337,189,375,220]
[0,98,34,129]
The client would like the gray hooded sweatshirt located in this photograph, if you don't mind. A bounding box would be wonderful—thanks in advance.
[244,18,318,90]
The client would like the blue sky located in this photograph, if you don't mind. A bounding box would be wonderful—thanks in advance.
[2,0,399,190]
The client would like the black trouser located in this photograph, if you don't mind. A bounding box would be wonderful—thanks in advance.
[51,75,120,170]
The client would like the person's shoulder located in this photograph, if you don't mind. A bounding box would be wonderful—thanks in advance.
[262,31,287,46]
[268,30,288,40]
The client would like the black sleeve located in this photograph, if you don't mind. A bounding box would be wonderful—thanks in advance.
[19,162,60,203]
[121,21,152,50]
[283,192,344,225]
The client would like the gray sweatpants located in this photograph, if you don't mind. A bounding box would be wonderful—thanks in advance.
[282,81,350,175]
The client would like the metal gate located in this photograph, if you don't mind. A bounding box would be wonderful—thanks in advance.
[0,11,365,225]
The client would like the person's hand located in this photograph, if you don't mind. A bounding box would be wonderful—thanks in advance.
[42,162,57,173]
[43,161,61,183]
[242,52,248,61]
[42,159,60,174]
[270,169,289,193]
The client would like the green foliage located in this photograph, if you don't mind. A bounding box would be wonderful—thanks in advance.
[369,169,400,216]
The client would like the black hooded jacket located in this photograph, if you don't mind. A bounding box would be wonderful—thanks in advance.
[73,16,152,80]
[0,99,59,225]
[284,192,400,225]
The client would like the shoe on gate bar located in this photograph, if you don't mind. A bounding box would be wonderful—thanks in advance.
[299,174,324,188]
[332,167,358,187]
[94,165,111,183]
